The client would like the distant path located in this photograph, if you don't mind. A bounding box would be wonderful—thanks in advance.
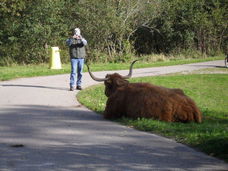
[0,60,227,170]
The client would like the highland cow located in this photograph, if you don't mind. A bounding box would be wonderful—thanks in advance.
[86,60,202,123]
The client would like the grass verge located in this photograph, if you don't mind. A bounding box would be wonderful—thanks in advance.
[0,63,71,81]
[77,72,228,162]
[0,56,223,81]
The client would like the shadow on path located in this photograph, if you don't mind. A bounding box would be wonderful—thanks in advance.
[0,105,227,170]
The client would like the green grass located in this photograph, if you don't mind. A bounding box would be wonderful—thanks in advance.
[0,56,223,81]
[0,63,71,81]
[77,73,228,162]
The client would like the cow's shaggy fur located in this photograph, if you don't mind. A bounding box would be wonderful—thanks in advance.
[103,73,202,123]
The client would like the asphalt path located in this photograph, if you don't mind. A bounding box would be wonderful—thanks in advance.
[0,60,227,171]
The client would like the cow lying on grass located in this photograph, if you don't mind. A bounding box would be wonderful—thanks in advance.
[86,61,202,123]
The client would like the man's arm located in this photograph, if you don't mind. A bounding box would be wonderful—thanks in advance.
[81,38,87,46]
[66,38,73,46]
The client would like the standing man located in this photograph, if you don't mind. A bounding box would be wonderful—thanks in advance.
[66,28,87,91]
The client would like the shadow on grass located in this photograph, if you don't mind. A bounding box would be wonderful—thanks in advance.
[102,109,228,162]
[196,137,228,162]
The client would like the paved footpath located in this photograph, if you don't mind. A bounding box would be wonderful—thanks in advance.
[0,60,227,171]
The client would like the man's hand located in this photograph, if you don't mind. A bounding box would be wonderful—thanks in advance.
[73,35,81,39]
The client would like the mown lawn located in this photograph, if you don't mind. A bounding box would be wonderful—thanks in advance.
[77,72,228,162]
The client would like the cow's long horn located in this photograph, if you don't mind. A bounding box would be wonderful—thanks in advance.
[122,60,138,79]
[86,64,108,82]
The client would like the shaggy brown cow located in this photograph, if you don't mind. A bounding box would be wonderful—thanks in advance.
[86,61,202,123]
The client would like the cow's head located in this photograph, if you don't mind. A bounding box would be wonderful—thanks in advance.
[86,60,138,97]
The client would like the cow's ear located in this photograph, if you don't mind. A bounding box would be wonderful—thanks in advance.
[105,75,112,84]
[116,78,129,86]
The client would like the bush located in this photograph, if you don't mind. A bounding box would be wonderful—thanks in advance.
[0,0,227,65]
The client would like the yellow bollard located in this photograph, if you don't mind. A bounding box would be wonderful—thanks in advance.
[49,47,62,69]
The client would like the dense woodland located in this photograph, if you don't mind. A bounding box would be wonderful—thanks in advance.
[0,0,227,65]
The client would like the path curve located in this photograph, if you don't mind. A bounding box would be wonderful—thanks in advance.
[0,60,227,170]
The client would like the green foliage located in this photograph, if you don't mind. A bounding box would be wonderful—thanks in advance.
[77,73,228,161]
[134,0,227,55]
[0,0,68,65]
[0,0,227,65]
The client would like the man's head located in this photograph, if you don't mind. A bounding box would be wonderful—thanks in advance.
[74,28,81,36]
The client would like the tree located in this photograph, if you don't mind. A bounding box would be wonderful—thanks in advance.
[0,0,227,65]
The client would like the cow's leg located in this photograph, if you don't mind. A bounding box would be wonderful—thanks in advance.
[159,109,173,122]
[104,95,125,119]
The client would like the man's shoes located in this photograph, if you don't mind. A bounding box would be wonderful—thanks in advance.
[69,87,74,91]
[76,86,82,90]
